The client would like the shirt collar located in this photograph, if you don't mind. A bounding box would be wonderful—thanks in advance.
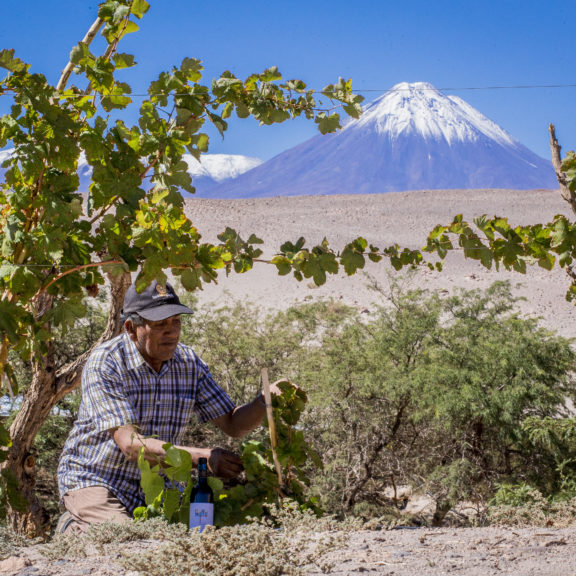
[122,333,185,372]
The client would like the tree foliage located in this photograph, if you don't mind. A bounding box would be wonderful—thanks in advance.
[0,0,365,393]
[0,0,368,533]
[422,143,576,301]
[299,282,576,518]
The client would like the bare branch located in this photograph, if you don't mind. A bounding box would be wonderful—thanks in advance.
[54,267,132,400]
[549,123,576,217]
[57,17,104,93]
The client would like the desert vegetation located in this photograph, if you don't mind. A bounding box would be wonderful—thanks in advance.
[3,280,576,537]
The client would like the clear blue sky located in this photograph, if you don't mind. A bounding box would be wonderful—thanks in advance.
[0,0,573,161]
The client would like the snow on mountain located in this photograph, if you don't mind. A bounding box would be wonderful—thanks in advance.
[76,152,261,194]
[0,150,261,195]
[183,154,261,182]
[1,84,557,198]
[206,82,558,198]
[353,82,517,147]
[183,154,262,196]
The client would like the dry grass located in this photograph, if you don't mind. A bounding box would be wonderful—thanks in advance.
[35,497,576,575]
[488,496,576,528]
[41,504,353,575]
[0,525,34,560]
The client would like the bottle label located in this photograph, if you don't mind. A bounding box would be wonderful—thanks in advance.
[189,503,214,532]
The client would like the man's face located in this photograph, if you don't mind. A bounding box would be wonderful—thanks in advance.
[127,315,182,371]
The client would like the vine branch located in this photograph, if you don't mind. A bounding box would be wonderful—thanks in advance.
[41,259,125,294]
[57,17,104,93]
[549,123,576,217]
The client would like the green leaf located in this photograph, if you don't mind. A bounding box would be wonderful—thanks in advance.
[206,111,227,137]
[70,42,91,65]
[137,449,164,506]
[280,238,306,255]
[162,444,193,483]
[180,58,203,83]
[180,267,202,291]
[163,444,183,468]
[0,49,28,73]
[340,244,366,276]
[538,252,555,271]
[0,262,18,280]
[271,255,292,276]
[113,52,136,69]
[315,112,341,135]
[0,301,22,343]
[133,506,147,521]
[259,66,282,82]
[162,488,180,522]
[274,381,307,426]
[130,0,150,18]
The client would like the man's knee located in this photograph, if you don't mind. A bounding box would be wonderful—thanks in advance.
[61,486,131,533]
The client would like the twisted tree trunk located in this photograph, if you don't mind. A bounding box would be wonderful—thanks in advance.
[5,270,131,537]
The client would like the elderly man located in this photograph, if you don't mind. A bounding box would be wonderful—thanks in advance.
[57,280,275,533]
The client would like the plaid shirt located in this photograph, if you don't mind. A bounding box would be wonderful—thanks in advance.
[57,333,235,513]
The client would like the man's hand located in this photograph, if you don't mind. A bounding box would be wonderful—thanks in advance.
[267,379,302,400]
[207,447,243,479]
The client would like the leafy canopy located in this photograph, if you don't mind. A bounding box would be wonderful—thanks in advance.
[0,0,369,397]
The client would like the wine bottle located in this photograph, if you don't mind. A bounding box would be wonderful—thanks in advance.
[189,457,214,532]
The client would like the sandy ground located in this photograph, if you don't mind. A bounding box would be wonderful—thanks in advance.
[184,188,576,340]
[2,526,575,575]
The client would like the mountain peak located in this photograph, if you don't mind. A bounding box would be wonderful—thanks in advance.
[352,82,516,148]
[183,153,262,183]
[205,80,557,198]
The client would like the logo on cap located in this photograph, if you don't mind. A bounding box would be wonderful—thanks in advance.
[156,284,168,298]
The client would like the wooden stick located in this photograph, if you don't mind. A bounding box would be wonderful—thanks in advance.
[549,123,576,216]
[57,17,104,92]
[261,367,283,488]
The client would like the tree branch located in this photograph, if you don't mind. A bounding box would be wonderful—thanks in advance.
[54,267,131,400]
[57,17,104,93]
[40,259,125,294]
[549,123,576,217]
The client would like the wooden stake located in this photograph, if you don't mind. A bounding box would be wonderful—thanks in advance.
[549,124,576,216]
[261,367,283,488]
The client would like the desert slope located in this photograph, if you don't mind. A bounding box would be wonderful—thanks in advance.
[184,188,576,340]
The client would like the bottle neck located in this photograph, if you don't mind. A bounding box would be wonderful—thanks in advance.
[197,458,209,482]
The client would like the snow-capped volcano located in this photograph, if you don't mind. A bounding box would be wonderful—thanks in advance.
[207,82,558,198]
[1,83,557,197]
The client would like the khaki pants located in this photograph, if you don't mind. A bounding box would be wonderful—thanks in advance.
[63,486,132,533]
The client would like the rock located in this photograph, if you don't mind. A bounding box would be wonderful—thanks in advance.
[0,556,31,575]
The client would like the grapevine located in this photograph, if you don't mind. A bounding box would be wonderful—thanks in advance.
[133,381,322,526]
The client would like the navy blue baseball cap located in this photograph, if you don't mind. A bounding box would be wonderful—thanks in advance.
[122,280,193,321]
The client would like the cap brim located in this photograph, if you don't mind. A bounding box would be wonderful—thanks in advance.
[137,304,194,321]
